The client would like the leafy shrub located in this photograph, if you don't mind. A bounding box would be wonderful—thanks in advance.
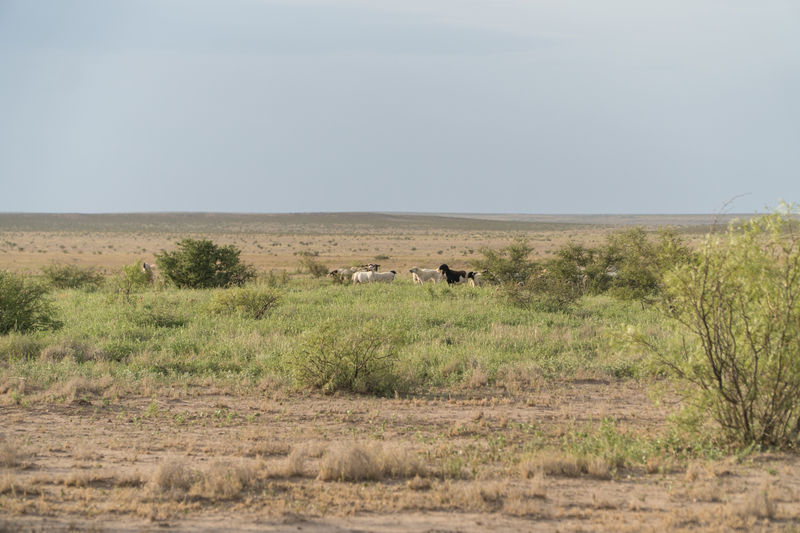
[637,205,800,448]
[292,321,405,395]
[597,227,691,302]
[0,271,61,334]
[155,238,256,289]
[206,288,281,319]
[297,255,329,278]
[40,262,105,290]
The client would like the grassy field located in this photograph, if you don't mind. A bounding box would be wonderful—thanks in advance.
[1,213,797,532]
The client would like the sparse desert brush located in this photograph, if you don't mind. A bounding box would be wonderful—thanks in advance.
[740,485,776,519]
[587,457,613,480]
[374,444,426,478]
[684,461,707,482]
[0,435,29,469]
[519,453,584,478]
[318,443,380,482]
[407,474,431,491]
[116,471,145,488]
[318,442,426,482]
[152,456,193,493]
[194,460,255,499]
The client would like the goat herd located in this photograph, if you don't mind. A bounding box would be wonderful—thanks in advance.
[327,263,485,287]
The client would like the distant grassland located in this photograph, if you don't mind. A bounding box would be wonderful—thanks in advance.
[0,212,743,234]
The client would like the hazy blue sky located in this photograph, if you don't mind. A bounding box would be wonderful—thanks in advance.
[1,0,798,214]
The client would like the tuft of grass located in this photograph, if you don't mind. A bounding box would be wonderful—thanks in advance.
[152,456,193,493]
[740,485,776,519]
[318,443,425,482]
[0,436,29,469]
[195,460,254,499]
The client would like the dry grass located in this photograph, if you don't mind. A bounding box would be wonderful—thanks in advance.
[740,484,776,519]
[318,442,426,482]
[151,455,193,493]
[407,474,431,491]
[193,460,255,499]
[519,453,584,478]
[0,435,29,469]
[587,457,613,480]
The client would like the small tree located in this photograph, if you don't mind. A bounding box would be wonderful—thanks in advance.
[637,205,800,448]
[155,238,256,289]
[0,271,61,334]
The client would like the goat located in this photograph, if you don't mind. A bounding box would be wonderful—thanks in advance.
[438,264,472,285]
[409,267,443,284]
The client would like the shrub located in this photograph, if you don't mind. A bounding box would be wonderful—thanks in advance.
[40,262,105,290]
[206,288,281,319]
[544,228,691,303]
[297,255,329,278]
[471,239,537,284]
[637,205,800,448]
[292,321,405,395]
[598,227,691,302]
[155,238,256,289]
[0,271,61,335]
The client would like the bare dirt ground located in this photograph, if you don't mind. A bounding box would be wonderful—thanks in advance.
[2,381,799,532]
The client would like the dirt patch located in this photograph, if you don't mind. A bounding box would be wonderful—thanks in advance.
[2,382,798,532]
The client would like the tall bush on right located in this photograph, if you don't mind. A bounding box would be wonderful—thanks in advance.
[638,204,800,447]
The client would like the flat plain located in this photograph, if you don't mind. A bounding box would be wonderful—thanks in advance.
[2,212,797,533]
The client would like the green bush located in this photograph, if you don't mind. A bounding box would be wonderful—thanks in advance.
[155,238,256,289]
[471,239,537,284]
[598,227,691,302]
[40,261,105,290]
[0,271,61,334]
[292,321,405,395]
[638,205,800,448]
[206,288,281,319]
[544,228,691,303]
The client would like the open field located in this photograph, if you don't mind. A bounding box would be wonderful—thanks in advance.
[0,212,729,274]
[1,213,797,532]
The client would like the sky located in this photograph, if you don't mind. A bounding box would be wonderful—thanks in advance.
[0,0,798,215]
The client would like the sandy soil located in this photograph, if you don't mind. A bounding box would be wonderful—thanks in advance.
[2,381,798,532]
